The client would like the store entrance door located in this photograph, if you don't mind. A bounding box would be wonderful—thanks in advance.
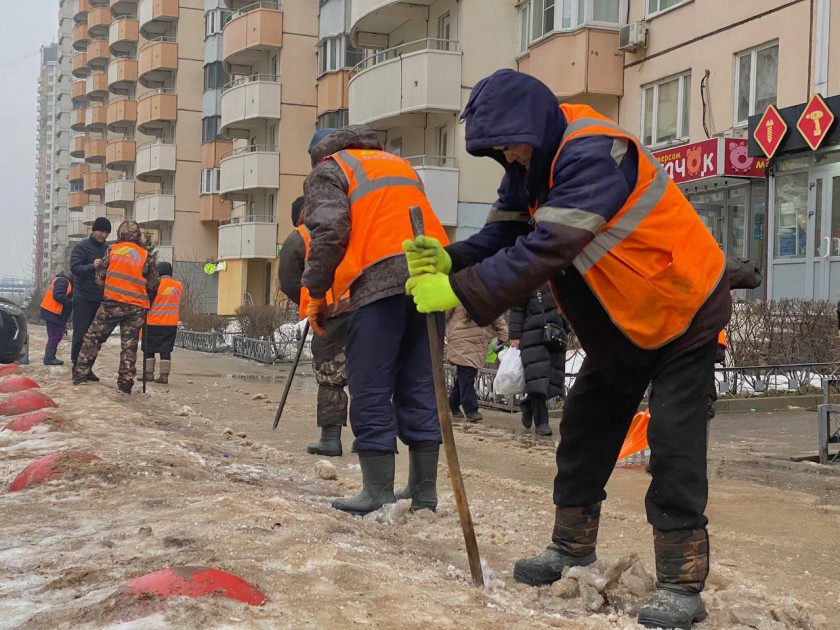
[693,203,723,249]
[808,165,840,300]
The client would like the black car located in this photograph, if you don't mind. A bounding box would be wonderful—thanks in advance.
[0,298,29,364]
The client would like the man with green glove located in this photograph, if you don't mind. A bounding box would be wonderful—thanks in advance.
[404,69,730,630]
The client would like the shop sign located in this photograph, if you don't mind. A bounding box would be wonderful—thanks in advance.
[753,104,788,158]
[796,94,835,151]
[653,138,765,184]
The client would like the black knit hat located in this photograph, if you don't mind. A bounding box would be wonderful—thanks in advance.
[291,196,305,227]
[92,217,112,233]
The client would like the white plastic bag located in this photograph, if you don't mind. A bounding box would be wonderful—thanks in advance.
[494,347,525,395]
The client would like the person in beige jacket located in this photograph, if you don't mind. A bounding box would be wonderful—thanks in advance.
[446,305,509,422]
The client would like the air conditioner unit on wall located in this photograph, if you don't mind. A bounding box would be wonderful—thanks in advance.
[619,21,648,53]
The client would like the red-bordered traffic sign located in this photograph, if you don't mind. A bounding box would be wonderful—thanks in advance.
[796,93,836,151]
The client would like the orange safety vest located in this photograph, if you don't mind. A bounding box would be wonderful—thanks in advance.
[717,329,727,348]
[103,241,150,308]
[328,149,450,302]
[535,104,725,350]
[296,225,335,320]
[147,277,182,326]
[40,277,72,315]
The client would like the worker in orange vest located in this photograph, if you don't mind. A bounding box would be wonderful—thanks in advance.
[39,272,74,365]
[302,126,449,516]
[142,261,182,385]
[278,192,347,457]
[73,221,160,394]
[404,70,730,629]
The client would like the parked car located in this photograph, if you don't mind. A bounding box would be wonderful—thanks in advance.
[0,298,29,364]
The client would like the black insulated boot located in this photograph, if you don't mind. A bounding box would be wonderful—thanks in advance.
[395,443,439,511]
[44,348,64,366]
[307,425,343,457]
[514,503,600,586]
[638,528,710,629]
[520,397,533,428]
[533,397,552,436]
[332,452,395,516]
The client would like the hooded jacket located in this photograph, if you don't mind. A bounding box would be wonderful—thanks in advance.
[449,70,730,387]
[40,273,74,325]
[70,234,108,303]
[445,306,508,370]
[95,221,160,303]
[302,126,413,313]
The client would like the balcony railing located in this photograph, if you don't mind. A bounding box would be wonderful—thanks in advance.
[220,74,281,137]
[220,73,279,94]
[229,1,281,20]
[349,38,461,77]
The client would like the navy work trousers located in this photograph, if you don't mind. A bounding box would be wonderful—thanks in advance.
[346,294,441,453]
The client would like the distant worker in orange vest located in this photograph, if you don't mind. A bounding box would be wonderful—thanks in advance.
[302,126,449,516]
[404,70,731,629]
[279,189,348,457]
[73,220,160,394]
[40,272,74,366]
[142,261,182,385]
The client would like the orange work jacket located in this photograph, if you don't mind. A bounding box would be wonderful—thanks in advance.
[327,149,449,303]
[40,278,72,315]
[296,225,335,320]
[104,241,150,309]
[147,277,182,326]
[717,329,727,348]
[534,104,724,350]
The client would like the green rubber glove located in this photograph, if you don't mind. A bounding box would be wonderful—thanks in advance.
[405,272,461,313]
[402,236,452,276]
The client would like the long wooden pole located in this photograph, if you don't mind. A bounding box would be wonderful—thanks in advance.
[409,205,484,587]
[273,321,310,430]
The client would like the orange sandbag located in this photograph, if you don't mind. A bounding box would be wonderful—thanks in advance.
[0,376,40,394]
[618,409,650,461]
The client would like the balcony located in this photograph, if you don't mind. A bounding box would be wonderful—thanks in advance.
[136,140,176,180]
[405,155,459,226]
[86,38,110,69]
[73,0,92,22]
[85,103,108,131]
[85,71,109,98]
[84,138,107,164]
[71,80,89,105]
[70,134,87,158]
[200,194,230,223]
[68,217,87,238]
[136,89,176,134]
[222,2,283,73]
[135,191,175,225]
[105,139,136,169]
[70,192,90,212]
[72,24,91,52]
[109,17,139,55]
[219,75,281,138]
[105,178,135,207]
[82,203,108,224]
[72,52,90,78]
[317,70,350,115]
[69,163,89,184]
[83,171,107,194]
[138,0,179,39]
[350,0,434,47]
[71,108,87,132]
[219,146,279,200]
[87,6,111,38]
[108,56,138,93]
[106,98,137,131]
[517,29,623,100]
[138,38,177,88]
[109,0,138,18]
[218,218,277,260]
[347,39,462,128]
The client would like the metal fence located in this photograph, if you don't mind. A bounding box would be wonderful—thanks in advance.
[231,335,312,364]
[175,331,228,353]
[818,378,840,464]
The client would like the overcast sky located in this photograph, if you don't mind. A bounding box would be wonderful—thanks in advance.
[0,0,61,279]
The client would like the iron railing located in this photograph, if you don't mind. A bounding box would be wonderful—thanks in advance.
[232,334,311,364]
[349,38,461,78]
[175,330,228,353]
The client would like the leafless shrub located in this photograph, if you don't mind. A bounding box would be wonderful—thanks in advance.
[181,312,229,333]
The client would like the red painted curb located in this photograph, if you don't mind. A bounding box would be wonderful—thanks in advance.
[0,363,19,377]
[8,451,101,492]
[2,409,63,432]
[120,567,267,606]
[0,391,58,416]
[0,376,40,394]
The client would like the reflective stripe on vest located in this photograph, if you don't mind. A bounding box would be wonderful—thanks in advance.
[533,103,724,350]
[328,149,449,301]
[296,225,336,320]
[147,277,182,326]
[40,278,72,315]
[104,242,150,308]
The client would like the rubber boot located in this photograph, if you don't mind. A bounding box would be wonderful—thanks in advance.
[44,347,64,366]
[332,452,395,516]
[155,360,171,384]
[144,358,156,383]
[394,443,439,512]
[533,396,552,436]
[513,503,600,586]
[638,529,709,629]
[520,397,533,429]
[307,425,343,457]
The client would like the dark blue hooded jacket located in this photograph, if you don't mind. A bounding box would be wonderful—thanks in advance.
[448,70,730,386]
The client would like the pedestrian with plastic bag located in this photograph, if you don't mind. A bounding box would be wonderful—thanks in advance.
[509,285,569,436]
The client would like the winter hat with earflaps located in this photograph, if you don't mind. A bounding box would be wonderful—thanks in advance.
[117,220,143,245]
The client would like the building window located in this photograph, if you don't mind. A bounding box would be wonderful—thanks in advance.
[519,0,621,51]
[200,168,220,195]
[734,42,779,126]
[642,72,691,147]
[318,35,363,76]
[646,0,689,17]
[202,116,227,142]
[316,109,348,129]
[204,62,229,91]
[205,9,230,38]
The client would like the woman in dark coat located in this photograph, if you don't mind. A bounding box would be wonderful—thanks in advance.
[509,285,569,436]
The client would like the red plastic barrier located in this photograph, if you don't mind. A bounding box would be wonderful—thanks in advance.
[0,376,40,394]
[120,567,267,606]
[0,391,58,416]
[0,363,19,377]
[2,409,63,432]
[8,451,101,492]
